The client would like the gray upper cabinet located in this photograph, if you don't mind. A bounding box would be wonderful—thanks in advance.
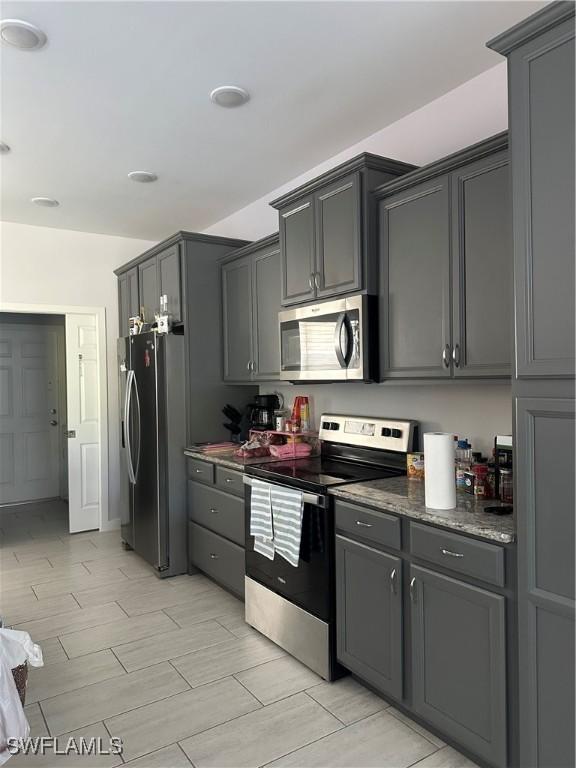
[336,534,403,700]
[138,257,159,325]
[118,267,139,336]
[279,196,316,305]
[410,564,507,768]
[379,176,452,378]
[489,5,575,379]
[221,234,281,383]
[377,133,511,380]
[222,256,253,382]
[272,154,417,307]
[451,152,512,377]
[315,174,362,298]
[157,244,182,323]
[252,239,282,381]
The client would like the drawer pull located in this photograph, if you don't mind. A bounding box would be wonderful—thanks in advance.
[441,548,464,559]
[355,520,373,528]
[390,568,397,595]
[277,576,286,584]
[410,576,417,602]
[210,508,218,514]
[194,468,203,474]
[225,478,233,484]
[209,553,219,560]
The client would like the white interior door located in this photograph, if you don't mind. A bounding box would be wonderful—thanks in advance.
[0,325,61,503]
[66,314,100,532]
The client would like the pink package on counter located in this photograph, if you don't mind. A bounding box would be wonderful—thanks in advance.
[269,443,312,459]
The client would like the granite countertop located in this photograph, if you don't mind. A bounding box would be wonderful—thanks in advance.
[330,476,515,544]
[183,448,273,472]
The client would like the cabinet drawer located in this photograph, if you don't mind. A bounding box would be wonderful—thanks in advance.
[188,481,244,546]
[335,500,401,551]
[410,522,505,587]
[188,522,245,597]
[186,457,215,485]
[215,466,244,497]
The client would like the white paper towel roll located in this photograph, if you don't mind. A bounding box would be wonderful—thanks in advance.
[424,432,456,510]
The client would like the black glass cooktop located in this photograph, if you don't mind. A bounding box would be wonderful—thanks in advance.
[245,456,402,494]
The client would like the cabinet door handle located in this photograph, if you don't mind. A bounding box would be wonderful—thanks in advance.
[309,273,315,291]
[210,508,218,514]
[442,344,451,368]
[194,468,203,474]
[452,344,460,368]
[441,548,464,559]
[410,576,417,602]
[314,272,320,290]
[225,478,233,484]
[209,553,219,560]
[355,520,373,528]
[246,361,252,371]
[390,568,397,595]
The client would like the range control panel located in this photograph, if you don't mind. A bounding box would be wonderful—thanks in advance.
[318,414,417,453]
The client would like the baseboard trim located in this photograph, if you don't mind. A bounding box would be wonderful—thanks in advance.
[100,518,121,532]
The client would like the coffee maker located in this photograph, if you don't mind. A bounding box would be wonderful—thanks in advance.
[248,394,280,431]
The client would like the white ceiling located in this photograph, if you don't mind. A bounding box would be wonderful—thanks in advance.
[0,1,545,241]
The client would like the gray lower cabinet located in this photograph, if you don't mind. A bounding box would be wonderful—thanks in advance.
[377,133,511,379]
[221,234,281,382]
[335,534,402,699]
[514,396,575,768]
[118,267,139,336]
[410,565,507,768]
[188,522,244,597]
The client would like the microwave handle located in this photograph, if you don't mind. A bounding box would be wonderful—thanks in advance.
[334,312,351,368]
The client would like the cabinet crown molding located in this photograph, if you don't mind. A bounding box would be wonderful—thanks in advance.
[486,0,575,55]
[374,132,508,200]
[114,230,250,275]
[218,232,279,264]
[269,152,417,210]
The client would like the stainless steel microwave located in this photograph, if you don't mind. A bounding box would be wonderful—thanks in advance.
[278,294,375,382]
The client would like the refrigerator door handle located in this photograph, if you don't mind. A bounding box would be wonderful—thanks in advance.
[133,374,142,481]
[124,370,136,485]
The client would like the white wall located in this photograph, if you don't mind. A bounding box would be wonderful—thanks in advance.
[206,63,512,449]
[0,221,155,523]
[204,63,509,241]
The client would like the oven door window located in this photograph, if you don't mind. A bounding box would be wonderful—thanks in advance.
[280,309,359,373]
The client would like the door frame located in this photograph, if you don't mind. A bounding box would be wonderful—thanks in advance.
[0,302,108,531]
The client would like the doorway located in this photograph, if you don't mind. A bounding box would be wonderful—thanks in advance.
[0,304,108,534]
[0,313,67,505]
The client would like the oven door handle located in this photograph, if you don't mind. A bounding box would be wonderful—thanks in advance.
[243,476,326,508]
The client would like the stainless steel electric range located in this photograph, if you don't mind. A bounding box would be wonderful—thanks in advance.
[243,414,418,680]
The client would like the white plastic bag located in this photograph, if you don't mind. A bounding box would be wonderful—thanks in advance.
[0,630,43,669]
[0,652,29,765]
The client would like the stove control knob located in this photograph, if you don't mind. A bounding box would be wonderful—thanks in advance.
[322,421,331,430]
[382,427,391,437]
[331,423,340,430]
[391,428,403,438]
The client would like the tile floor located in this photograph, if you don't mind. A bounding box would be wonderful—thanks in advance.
[0,500,478,768]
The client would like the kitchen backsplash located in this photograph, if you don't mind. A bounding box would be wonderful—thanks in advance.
[260,381,512,456]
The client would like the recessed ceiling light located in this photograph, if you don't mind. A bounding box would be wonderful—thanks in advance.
[31,197,59,207]
[128,171,158,183]
[0,142,10,154]
[210,85,250,108]
[0,19,47,50]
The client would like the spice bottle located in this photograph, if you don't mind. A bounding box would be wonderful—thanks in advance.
[472,462,489,497]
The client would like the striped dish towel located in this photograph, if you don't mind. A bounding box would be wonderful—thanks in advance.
[270,486,304,567]
[250,479,275,560]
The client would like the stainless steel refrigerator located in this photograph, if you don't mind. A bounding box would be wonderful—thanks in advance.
[117,331,187,577]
